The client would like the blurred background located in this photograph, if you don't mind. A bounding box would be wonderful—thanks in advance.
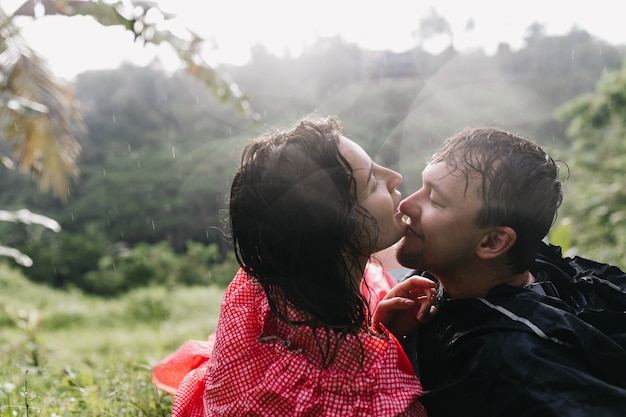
[1,1,625,414]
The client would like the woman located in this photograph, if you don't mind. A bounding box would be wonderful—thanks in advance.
[162,116,434,416]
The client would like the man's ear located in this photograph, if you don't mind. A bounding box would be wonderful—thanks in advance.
[476,227,517,260]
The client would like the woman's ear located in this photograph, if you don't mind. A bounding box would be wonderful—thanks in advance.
[476,227,517,260]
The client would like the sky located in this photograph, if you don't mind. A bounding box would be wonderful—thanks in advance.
[4,0,626,80]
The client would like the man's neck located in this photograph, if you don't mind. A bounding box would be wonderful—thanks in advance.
[438,270,533,299]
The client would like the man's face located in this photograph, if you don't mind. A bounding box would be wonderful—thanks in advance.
[396,161,487,278]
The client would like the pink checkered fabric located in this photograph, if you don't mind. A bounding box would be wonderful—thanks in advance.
[170,269,426,417]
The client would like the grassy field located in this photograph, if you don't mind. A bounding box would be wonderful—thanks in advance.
[0,262,226,416]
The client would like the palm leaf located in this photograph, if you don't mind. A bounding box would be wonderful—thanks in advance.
[1,7,82,202]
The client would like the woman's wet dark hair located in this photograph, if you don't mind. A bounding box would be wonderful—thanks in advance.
[229,116,377,362]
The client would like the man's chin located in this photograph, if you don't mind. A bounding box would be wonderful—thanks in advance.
[395,242,424,270]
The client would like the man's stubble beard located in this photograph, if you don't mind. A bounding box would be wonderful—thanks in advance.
[395,241,426,271]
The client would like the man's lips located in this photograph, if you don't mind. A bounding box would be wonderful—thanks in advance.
[405,225,423,239]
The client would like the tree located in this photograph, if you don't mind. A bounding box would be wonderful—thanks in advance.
[412,7,453,52]
[0,5,82,201]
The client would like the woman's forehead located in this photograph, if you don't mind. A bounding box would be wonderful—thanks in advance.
[339,136,371,169]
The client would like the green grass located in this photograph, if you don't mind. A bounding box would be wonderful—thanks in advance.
[0,262,226,416]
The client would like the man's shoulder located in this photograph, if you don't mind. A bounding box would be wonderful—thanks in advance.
[534,243,626,297]
[535,241,626,285]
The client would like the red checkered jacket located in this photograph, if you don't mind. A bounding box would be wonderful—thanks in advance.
[154,266,426,416]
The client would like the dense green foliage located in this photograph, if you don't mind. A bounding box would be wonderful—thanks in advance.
[555,62,626,264]
[0,220,237,295]
[0,262,226,416]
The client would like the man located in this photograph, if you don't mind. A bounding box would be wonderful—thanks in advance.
[395,127,626,416]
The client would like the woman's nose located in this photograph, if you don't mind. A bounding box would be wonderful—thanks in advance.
[387,168,402,190]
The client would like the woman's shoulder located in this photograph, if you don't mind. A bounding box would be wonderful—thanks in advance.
[219,268,266,310]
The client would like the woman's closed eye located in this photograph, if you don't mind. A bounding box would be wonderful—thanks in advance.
[368,173,383,191]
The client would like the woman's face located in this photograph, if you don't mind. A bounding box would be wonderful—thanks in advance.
[338,136,405,253]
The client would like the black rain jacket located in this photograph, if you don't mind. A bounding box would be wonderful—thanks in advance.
[404,243,626,417]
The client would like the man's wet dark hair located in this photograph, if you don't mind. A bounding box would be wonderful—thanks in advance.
[429,127,564,273]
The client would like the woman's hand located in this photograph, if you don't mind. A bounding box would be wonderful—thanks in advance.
[372,276,437,339]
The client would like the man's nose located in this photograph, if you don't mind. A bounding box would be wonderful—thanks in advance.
[398,191,420,215]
